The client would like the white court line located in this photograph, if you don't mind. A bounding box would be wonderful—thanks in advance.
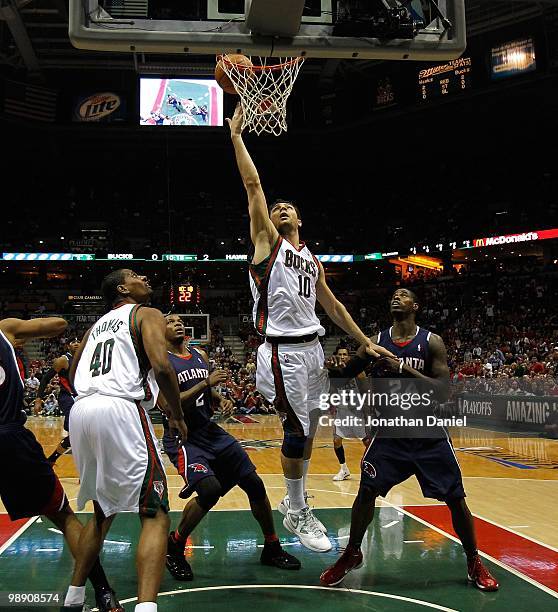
[36,548,59,552]
[256,542,299,548]
[382,521,399,529]
[462,476,558,482]
[509,525,530,529]
[383,500,558,600]
[185,545,214,550]
[47,527,130,546]
[404,540,424,544]
[0,518,37,556]
[111,584,458,611]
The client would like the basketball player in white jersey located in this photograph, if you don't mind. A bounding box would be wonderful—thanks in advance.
[60,269,187,612]
[227,105,392,552]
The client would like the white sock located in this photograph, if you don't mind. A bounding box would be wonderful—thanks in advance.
[64,586,85,606]
[302,459,311,494]
[341,463,349,471]
[135,603,157,612]
[285,477,305,512]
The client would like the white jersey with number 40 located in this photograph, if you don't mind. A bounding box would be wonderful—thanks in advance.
[249,237,325,338]
[74,303,155,401]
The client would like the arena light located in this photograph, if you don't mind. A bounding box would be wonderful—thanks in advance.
[2,253,73,261]
[316,254,353,263]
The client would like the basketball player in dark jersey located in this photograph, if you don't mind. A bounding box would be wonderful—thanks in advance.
[34,338,80,465]
[320,289,499,592]
[160,315,300,580]
[0,317,123,612]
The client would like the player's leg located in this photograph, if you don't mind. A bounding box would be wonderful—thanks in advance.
[137,506,170,605]
[213,438,301,570]
[244,475,303,570]
[166,442,220,581]
[46,433,71,464]
[414,438,499,591]
[332,434,351,481]
[0,425,121,612]
[237,471,300,570]
[258,340,330,551]
[321,438,414,586]
[47,395,73,464]
[47,502,121,611]
[63,502,116,609]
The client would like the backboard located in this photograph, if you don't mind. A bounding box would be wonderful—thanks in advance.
[177,313,210,345]
[69,1,466,61]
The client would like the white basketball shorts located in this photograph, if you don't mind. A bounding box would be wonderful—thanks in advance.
[70,394,168,517]
[256,337,329,437]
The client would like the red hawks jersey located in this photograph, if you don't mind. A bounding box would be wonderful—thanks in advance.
[249,236,325,338]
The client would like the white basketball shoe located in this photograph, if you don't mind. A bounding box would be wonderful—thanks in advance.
[332,464,351,481]
[278,495,326,533]
[283,507,332,552]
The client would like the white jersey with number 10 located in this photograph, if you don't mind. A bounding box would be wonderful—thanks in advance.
[74,303,156,402]
[249,237,325,338]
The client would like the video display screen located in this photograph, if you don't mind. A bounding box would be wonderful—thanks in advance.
[491,38,536,80]
[139,78,223,126]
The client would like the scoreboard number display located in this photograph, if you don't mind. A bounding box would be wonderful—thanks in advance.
[418,57,472,100]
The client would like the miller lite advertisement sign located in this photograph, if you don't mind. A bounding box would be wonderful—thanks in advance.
[73,92,126,122]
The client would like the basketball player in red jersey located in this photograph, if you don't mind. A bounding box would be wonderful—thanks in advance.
[227,104,393,552]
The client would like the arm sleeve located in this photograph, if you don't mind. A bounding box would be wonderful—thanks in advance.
[37,368,56,399]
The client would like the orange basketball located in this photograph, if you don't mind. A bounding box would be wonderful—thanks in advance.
[215,54,253,95]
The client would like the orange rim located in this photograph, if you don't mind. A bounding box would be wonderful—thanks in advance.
[216,54,304,72]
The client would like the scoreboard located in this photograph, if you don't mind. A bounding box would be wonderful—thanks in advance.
[170,284,200,306]
[418,57,472,101]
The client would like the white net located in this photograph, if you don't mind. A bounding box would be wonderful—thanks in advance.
[218,55,305,136]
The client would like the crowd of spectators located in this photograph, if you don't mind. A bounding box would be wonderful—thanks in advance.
[205,323,272,416]
[333,260,558,397]
[6,257,557,419]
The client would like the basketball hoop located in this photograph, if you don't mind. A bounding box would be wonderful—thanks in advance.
[217,54,305,136]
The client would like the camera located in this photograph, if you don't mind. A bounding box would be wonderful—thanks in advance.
[333,1,425,39]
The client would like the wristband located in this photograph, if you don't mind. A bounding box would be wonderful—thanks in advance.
[398,361,404,374]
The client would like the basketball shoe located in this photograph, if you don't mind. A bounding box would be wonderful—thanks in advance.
[332,465,351,481]
[166,532,194,581]
[320,544,363,586]
[283,507,332,552]
[467,554,499,591]
[260,540,301,570]
[95,587,124,612]
[278,495,326,533]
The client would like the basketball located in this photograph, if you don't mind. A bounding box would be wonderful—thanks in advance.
[215,54,253,95]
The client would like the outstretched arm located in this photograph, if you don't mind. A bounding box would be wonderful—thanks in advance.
[315,264,393,358]
[138,308,187,442]
[226,104,278,262]
[0,317,67,343]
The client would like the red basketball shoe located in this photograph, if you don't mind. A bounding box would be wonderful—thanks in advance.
[320,545,363,587]
[467,555,499,591]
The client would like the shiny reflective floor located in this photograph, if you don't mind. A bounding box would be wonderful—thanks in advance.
[0,416,557,611]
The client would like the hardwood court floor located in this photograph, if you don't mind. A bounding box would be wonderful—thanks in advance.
[1,416,557,611]
[21,415,558,548]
